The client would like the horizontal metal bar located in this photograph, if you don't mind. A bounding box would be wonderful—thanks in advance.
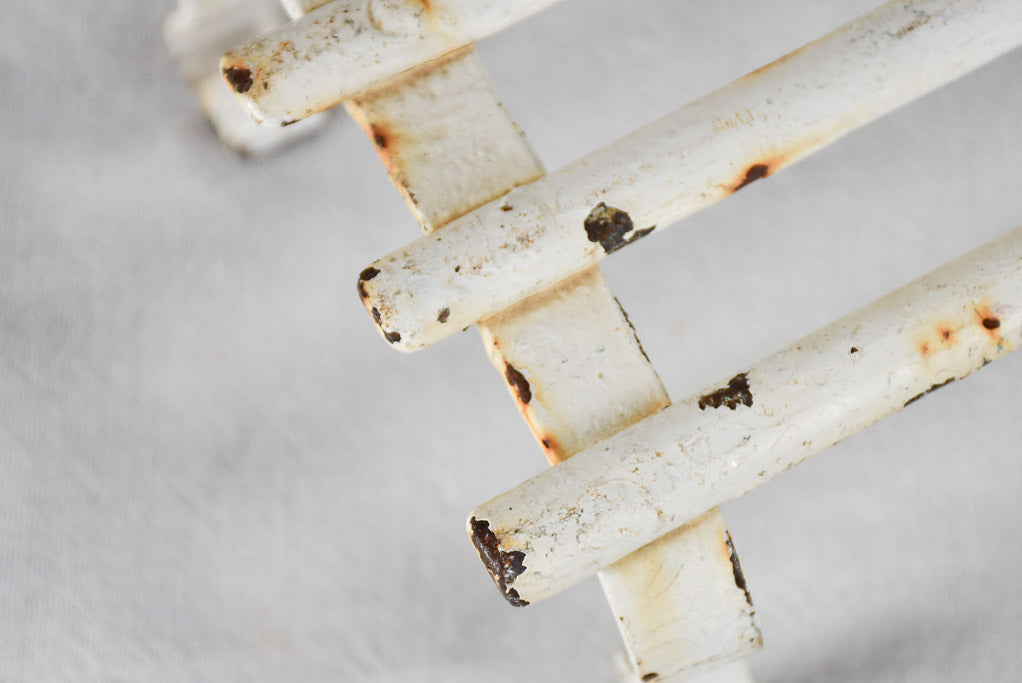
[468,224,1022,605]
[220,0,562,125]
[357,0,1022,351]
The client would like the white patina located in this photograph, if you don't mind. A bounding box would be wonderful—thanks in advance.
[357,0,1022,351]
[470,225,1022,605]
[220,0,564,125]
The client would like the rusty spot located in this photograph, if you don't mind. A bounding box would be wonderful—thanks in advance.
[584,203,655,254]
[437,307,450,324]
[698,373,753,411]
[937,324,956,347]
[370,123,390,149]
[223,66,254,94]
[983,317,1001,330]
[724,531,754,606]
[973,305,1002,340]
[500,204,513,212]
[642,674,659,682]
[540,437,552,448]
[469,518,528,607]
[904,377,956,407]
[454,265,461,273]
[919,341,931,357]
[280,119,298,127]
[850,347,859,354]
[358,267,379,300]
[505,363,531,405]
[369,306,401,344]
[732,163,770,192]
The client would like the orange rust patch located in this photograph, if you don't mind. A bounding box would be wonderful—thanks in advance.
[369,123,392,150]
[732,163,770,192]
[936,323,956,348]
[918,341,931,358]
[974,305,1002,340]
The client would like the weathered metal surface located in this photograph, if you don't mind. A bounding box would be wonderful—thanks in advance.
[481,268,761,680]
[357,0,1022,351]
[220,0,564,125]
[336,39,758,681]
[344,46,543,230]
[165,0,327,154]
[469,224,1022,605]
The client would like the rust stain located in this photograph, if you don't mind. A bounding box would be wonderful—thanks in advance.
[974,305,1002,340]
[357,266,379,301]
[893,11,933,39]
[436,307,450,324]
[222,66,254,94]
[850,346,859,354]
[641,674,659,681]
[936,323,956,348]
[469,517,529,607]
[699,373,753,411]
[732,163,770,192]
[505,363,532,405]
[369,123,392,149]
[584,203,655,254]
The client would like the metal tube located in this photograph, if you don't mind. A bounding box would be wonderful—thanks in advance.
[220,0,563,125]
[468,224,1022,605]
[357,0,1022,351]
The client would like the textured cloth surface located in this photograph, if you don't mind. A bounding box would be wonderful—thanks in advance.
[2,1,1021,681]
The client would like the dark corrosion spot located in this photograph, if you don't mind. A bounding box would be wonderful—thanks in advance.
[505,363,532,405]
[358,267,379,301]
[733,163,770,192]
[369,124,389,149]
[500,204,513,212]
[280,119,298,127]
[724,531,754,606]
[454,265,461,273]
[469,518,529,607]
[223,66,254,94]
[698,373,753,411]
[371,307,382,325]
[437,307,450,324]
[983,317,1001,330]
[541,437,552,448]
[384,330,401,344]
[584,203,653,254]
[903,376,956,407]
[850,347,859,354]
[642,674,659,682]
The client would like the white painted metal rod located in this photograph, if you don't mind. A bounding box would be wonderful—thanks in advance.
[468,224,1022,606]
[357,0,1022,351]
[220,0,562,125]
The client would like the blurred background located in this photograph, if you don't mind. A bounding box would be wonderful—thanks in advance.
[2,1,1021,680]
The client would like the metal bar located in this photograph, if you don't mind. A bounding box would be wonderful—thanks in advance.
[468,224,1022,605]
[356,0,1022,351]
[345,42,758,681]
[219,0,564,125]
[165,0,327,154]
